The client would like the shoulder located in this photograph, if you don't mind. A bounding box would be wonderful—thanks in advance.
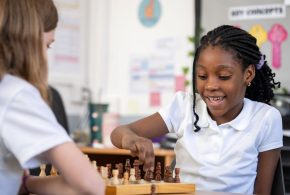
[0,74,40,103]
[0,74,49,125]
[245,98,281,119]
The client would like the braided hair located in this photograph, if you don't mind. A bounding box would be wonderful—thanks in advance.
[192,25,280,132]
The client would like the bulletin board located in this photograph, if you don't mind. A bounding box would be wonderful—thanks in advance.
[202,0,290,92]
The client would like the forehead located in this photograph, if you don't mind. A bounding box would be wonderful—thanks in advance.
[197,46,241,69]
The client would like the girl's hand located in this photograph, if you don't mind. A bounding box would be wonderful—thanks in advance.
[18,170,30,195]
[122,134,155,171]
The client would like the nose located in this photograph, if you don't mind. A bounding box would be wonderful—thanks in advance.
[205,78,219,91]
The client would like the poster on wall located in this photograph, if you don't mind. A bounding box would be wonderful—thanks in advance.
[48,0,82,74]
[129,55,174,93]
[138,0,162,27]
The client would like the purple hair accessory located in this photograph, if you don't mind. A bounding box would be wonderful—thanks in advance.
[256,55,265,70]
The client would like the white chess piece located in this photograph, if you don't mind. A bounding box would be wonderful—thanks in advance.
[39,164,46,176]
[129,168,136,182]
[112,169,120,185]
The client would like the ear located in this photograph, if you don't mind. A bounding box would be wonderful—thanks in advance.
[244,64,255,85]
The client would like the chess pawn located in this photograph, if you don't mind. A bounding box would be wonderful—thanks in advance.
[123,172,129,185]
[129,168,136,183]
[39,164,46,176]
[111,169,120,185]
[101,166,109,184]
[50,165,58,176]
[174,168,180,183]
[84,154,90,161]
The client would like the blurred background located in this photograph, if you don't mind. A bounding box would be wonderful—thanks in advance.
[47,0,290,191]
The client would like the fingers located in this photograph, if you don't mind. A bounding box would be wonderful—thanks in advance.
[134,139,155,172]
[122,135,155,171]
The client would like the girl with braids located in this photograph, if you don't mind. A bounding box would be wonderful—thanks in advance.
[111,25,282,194]
[0,0,105,194]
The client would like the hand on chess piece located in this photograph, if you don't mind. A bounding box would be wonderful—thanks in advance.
[111,127,155,171]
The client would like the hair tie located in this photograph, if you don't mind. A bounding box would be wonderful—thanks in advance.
[256,55,265,70]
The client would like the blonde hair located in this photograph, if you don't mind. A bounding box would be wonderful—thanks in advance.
[0,0,58,102]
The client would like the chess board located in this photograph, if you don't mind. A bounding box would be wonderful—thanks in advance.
[106,182,195,195]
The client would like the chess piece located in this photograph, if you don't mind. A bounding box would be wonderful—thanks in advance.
[144,169,153,182]
[151,184,156,195]
[118,163,123,179]
[101,166,109,184]
[136,169,142,183]
[123,172,129,185]
[174,168,180,183]
[111,169,120,185]
[39,164,46,176]
[133,160,139,177]
[106,163,112,178]
[155,162,162,181]
[129,168,136,183]
[164,166,174,183]
[50,165,58,176]
[148,169,154,182]
[84,154,90,161]
[125,159,131,174]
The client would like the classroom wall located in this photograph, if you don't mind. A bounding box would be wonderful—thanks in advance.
[48,0,194,130]
[48,0,290,131]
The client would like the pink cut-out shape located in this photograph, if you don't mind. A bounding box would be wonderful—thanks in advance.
[150,91,161,107]
[175,75,186,92]
[268,24,288,69]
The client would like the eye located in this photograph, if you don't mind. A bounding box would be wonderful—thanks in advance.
[197,75,207,80]
[219,75,231,80]
[46,44,52,49]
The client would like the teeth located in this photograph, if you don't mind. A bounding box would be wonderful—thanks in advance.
[209,97,223,101]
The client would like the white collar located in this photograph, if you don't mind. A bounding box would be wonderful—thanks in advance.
[195,98,253,131]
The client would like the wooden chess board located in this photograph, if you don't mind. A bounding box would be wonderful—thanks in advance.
[106,182,195,195]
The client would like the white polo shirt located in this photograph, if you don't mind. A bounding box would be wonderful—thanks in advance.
[0,74,71,194]
[159,91,283,194]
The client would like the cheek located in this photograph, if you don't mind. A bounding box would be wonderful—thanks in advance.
[195,79,204,92]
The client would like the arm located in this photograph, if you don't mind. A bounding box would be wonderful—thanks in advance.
[25,142,105,195]
[254,148,281,195]
[110,112,168,170]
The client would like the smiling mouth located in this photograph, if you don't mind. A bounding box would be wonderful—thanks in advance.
[206,96,225,105]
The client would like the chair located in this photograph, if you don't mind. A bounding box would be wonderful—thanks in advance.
[271,157,286,195]
[170,157,286,195]
[49,86,69,134]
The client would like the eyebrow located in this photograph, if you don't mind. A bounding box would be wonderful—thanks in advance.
[196,64,233,70]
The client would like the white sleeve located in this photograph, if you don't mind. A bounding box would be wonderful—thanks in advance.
[1,86,72,169]
[258,107,283,152]
[158,92,187,134]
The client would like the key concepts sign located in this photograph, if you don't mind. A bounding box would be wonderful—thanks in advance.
[229,4,286,20]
